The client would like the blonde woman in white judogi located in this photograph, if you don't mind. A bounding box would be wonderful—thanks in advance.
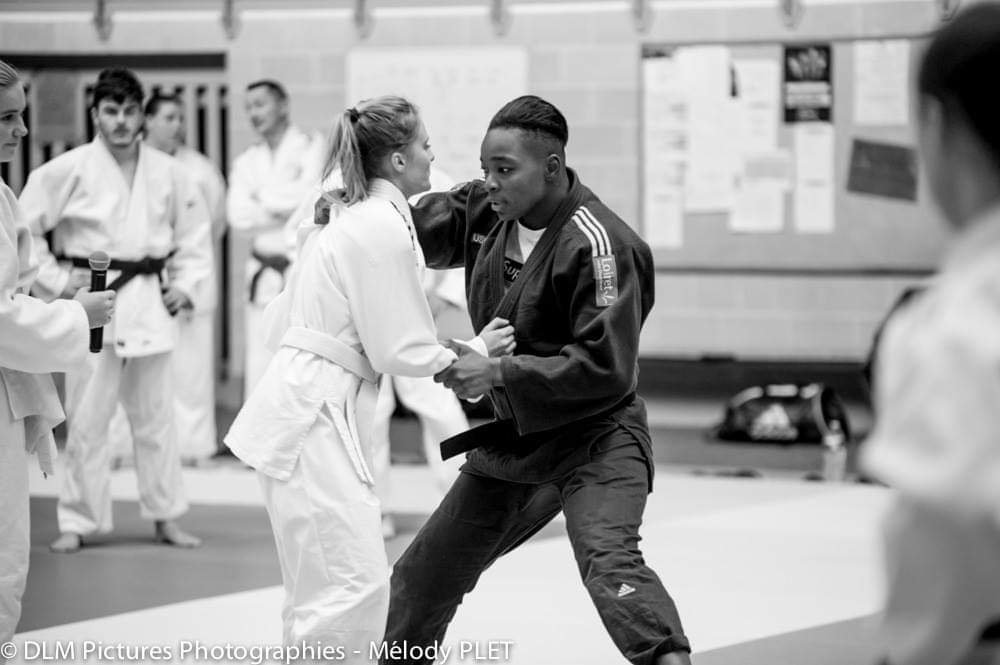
[0,59,114,645]
[225,96,511,658]
[18,68,213,553]
[227,79,324,394]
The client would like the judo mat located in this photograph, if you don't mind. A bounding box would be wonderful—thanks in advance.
[13,448,889,665]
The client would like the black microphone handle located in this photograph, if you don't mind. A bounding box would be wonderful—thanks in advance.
[89,269,107,353]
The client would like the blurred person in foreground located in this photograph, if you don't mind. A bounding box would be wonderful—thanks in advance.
[862,5,1000,664]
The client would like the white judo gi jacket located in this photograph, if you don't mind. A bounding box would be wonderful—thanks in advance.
[228,126,323,392]
[1,179,88,473]
[863,204,1000,665]
[227,125,323,258]
[225,178,456,481]
[18,138,213,357]
[2,178,88,648]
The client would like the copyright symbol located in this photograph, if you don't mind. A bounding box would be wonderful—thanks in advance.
[1,641,17,658]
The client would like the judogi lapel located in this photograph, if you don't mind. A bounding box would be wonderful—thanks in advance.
[489,180,587,321]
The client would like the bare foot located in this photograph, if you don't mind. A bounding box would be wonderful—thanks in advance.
[154,520,202,548]
[50,533,82,553]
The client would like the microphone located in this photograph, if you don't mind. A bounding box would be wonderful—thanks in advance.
[88,250,111,353]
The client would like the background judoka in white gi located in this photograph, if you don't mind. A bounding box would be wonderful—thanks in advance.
[108,92,227,467]
[225,96,511,660]
[0,58,115,649]
[17,68,213,553]
[226,79,324,395]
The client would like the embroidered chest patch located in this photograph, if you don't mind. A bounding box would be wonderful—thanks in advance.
[592,255,618,307]
[503,257,523,287]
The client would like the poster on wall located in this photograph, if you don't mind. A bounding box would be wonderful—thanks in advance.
[346,47,528,182]
[847,138,918,201]
[783,44,833,123]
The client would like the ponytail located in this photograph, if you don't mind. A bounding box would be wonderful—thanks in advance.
[321,95,421,207]
[324,108,368,206]
[0,59,20,89]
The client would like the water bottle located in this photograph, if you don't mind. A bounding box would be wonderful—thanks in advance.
[821,420,848,482]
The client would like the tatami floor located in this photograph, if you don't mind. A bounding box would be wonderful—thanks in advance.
[10,414,892,665]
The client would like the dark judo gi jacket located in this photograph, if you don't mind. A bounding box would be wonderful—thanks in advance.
[411,170,657,484]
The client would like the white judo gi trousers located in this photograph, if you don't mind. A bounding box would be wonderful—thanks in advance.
[172,310,217,460]
[109,310,217,462]
[58,350,188,535]
[0,414,29,647]
[257,403,388,661]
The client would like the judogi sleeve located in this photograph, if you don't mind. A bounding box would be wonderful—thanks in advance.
[168,165,214,305]
[332,214,456,377]
[500,236,656,434]
[199,160,228,241]
[226,152,274,232]
[411,181,482,269]
[1,186,88,373]
[18,160,75,301]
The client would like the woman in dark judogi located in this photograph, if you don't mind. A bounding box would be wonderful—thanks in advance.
[382,95,692,665]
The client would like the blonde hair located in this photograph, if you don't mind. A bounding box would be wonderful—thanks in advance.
[0,59,20,89]
[323,95,420,206]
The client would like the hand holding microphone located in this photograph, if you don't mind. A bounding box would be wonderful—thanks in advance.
[73,251,115,352]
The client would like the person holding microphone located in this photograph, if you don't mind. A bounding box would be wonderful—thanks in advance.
[18,68,213,553]
[1,58,114,648]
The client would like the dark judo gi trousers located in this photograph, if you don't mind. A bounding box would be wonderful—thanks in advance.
[382,421,690,665]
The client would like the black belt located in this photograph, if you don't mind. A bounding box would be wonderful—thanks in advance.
[249,249,291,304]
[441,391,637,460]
[61,254,171,292]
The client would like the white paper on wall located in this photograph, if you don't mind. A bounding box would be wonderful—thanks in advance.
[730,183,785,233]
[744,150,793,191]
[732,59,781,154]
[854,40,910,127]
[347,47,528,182]
[677,46,737,213]
[642,51,687,248]
[793,123,836,234]
[729,150,792,233]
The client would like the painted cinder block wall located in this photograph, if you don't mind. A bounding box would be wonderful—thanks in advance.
[0,0,943,369]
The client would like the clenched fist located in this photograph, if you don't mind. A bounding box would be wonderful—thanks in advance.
[73,287,116,329]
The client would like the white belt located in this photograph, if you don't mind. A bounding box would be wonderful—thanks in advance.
[279,326,378,384]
